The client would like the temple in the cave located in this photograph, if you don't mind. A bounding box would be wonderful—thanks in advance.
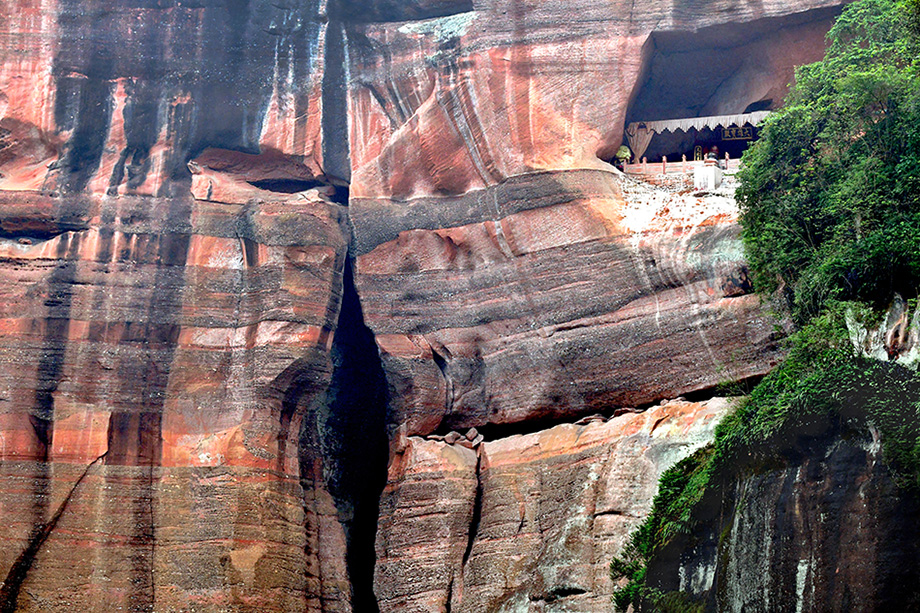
[624,109,770,164]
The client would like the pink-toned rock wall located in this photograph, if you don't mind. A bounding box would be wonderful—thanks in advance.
[0,184,350,612]
[347,0,847,200]
[352,169,781,436]
[0,0,855,610]
[345,0,847,442]
[349,1,849,607]
[0,0,329,197]
[0,1,353,607]
[375,398,734,611]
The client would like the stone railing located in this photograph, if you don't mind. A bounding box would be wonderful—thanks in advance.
[623,154,740,175]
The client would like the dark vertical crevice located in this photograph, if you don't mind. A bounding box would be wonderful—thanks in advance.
[321,18,351,184]
[0,453,108,613]
[0,233,79,613]
[461,449,483,568]
[321,254,388,612]
[105,411,163,613]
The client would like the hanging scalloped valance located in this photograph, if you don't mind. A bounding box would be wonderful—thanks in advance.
[625,111,771,161]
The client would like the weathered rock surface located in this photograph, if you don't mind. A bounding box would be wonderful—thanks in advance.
[354,169,782,436]
[347,0,845,199]
[0,0,861,611]
[847,293,920,367]
[345,0,846,438]
[648,425,920,611]
[0,0,333,197]
[375,398,734,612]
[0,186,350,612]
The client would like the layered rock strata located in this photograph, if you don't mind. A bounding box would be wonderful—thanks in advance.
[0,184,350,612]
[374,398,734,611]
[352,169,782,437]
[0,0,861,610]
[345,0,844,440]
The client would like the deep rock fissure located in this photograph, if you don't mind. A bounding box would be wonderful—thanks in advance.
[461,448,483,568]
[246,178,326,193]
[318,253,389,611]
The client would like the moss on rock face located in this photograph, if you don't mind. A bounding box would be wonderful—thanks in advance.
[612,0,920,607]
[612,308,920,611]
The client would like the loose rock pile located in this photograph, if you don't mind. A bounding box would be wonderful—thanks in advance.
[426,427,485,448]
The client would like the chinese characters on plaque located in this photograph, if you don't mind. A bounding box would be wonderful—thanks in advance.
[722,125,754,140]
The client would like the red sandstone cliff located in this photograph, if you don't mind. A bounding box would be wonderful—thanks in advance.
[375,398,733,611]
[0,0,850,611]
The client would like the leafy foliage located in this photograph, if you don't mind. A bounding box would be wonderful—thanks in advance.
[612,2,920,608]
[612,308,920,610]
[610,449,714,611]
[737,0,920,324]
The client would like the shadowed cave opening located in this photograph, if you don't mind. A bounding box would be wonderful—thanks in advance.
[246,178,326,193]
[330,0,473,23]
[618,5,843,163]
[245,178,351,205]
[449,374,767,445]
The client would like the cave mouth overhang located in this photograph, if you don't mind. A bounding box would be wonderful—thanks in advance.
[608,4,845,163]
[331,0,474,23]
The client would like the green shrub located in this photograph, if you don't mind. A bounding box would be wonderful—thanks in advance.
[612,2,920,607]
[611,308,920,610]
[737,0,920,324]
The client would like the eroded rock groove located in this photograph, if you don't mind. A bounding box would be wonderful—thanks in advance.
[316,254,389,611]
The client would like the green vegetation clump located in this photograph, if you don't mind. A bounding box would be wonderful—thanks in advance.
[737,0,920,325]
[610,449,714,612]
[612,308,920,611]
[611,1,920,608]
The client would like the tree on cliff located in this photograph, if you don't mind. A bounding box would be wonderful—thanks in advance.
[737,0,920,324]
[611,1,920,609]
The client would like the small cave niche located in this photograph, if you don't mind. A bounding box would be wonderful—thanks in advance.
[619,5,842,163]
[246,178,325,193]
[247,179,325,194]
[245,178,350,205]
[329,0,474,23]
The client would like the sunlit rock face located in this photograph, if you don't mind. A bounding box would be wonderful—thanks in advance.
[346,0,845,439]
[0,0,855,610]
[0,2,360,611]
[353,172,782,436]
[348,1,847,608]
[346,0,846,199]
[0,185,350,612]
[0,0,331,197]
[374,398,734,612]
